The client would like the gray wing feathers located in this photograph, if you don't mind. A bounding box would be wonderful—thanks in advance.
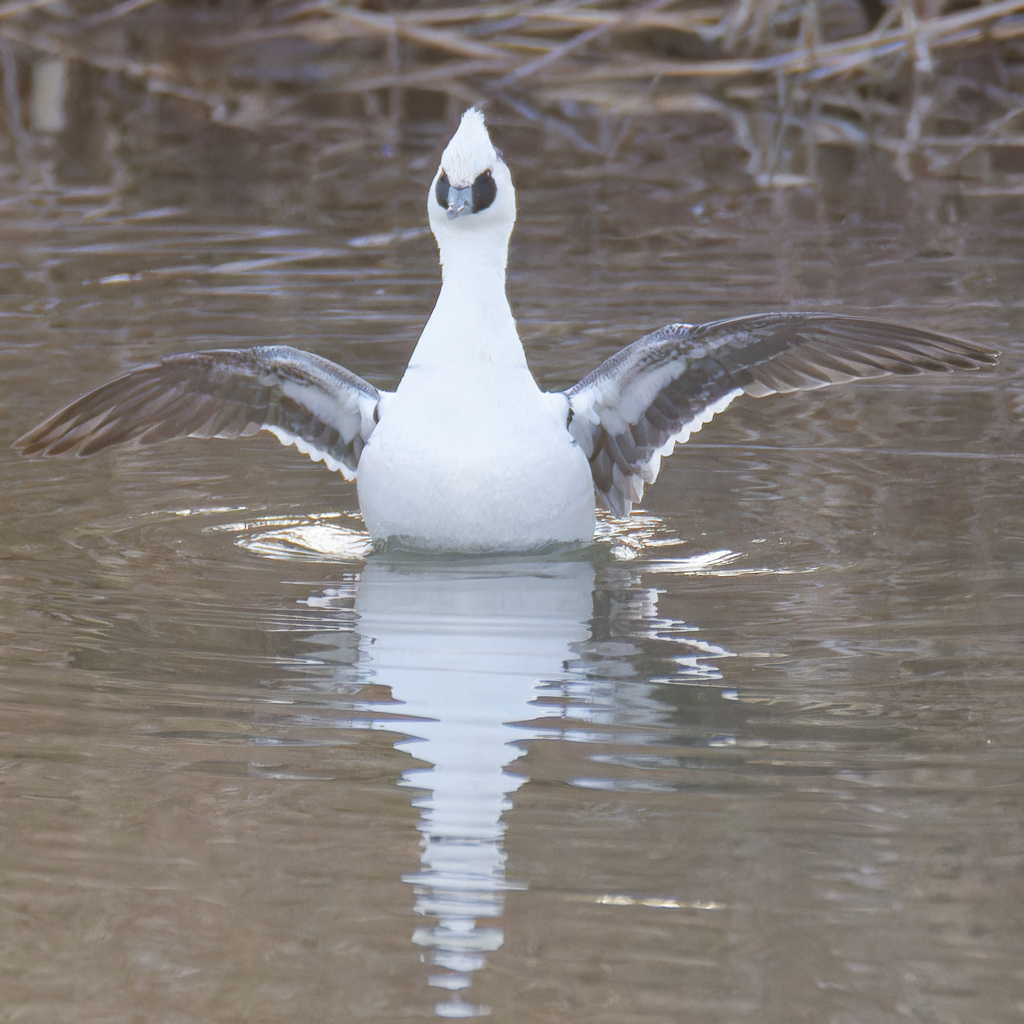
[13,346,380,479]
[707,314,992,397]
[567,313,997,517]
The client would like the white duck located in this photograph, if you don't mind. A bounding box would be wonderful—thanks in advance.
[16,108,996,553]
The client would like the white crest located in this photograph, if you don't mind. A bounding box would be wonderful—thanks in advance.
[440,108,498,188]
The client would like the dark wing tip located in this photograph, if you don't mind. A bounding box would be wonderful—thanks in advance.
[14,405,116,458]
[695,314,998,398]
[11,358,197,458]
[12,346,380,473]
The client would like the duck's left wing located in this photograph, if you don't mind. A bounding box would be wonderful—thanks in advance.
[565,313,997,517]
[13,345,380,479]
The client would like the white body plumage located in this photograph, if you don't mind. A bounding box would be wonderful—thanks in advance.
[357,111,594,550]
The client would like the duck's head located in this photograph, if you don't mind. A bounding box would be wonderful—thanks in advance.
[428,108,516,262]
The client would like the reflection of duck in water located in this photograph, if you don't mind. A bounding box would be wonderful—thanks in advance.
[351,556,596,1017]
[308,553,732,1017]
[16,109,995,553]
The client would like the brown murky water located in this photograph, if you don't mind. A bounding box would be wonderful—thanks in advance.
[1,131,1023,1022]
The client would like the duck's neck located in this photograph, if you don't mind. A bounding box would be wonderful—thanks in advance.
[407,231,526,373]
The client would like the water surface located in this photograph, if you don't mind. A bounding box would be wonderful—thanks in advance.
[1,145,1023,1022]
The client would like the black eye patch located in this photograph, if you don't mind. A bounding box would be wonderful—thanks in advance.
[472,170,496,213]
[435,168,497,215]
[435,171,450,210]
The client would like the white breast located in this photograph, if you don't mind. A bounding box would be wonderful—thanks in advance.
[356,367,594,552]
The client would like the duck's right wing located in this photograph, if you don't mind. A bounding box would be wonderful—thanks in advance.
[565,313,997,517]
[13,345,381,479]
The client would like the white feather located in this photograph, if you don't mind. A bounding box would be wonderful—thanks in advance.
[265,425,353,478]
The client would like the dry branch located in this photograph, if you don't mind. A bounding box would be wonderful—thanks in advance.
[0,0,1022,187]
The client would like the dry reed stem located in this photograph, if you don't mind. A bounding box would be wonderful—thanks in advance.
[0,0,1022,187]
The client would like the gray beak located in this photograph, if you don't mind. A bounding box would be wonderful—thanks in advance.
[447,186,473,220]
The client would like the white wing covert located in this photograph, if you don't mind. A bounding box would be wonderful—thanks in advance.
[566,313,997,517]
[14,346,381,479]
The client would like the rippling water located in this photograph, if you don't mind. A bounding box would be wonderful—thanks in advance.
[1,142,1023,1021]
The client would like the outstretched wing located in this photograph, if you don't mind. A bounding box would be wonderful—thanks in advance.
[13,345,381,479]
[566,313,997,517]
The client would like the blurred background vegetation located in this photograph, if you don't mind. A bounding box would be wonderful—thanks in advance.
[0,0,1022,218]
